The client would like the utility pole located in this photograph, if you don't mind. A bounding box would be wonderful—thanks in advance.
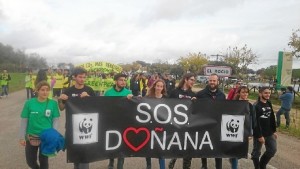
[210,54,224,61]
[210,54,225,92]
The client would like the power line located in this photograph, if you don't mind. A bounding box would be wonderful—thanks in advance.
[210,54,224,61]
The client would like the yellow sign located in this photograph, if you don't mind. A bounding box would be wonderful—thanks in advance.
[77,61,122,73]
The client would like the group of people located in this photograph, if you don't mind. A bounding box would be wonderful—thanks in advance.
[19,66,292,169]
[24,69,72,100]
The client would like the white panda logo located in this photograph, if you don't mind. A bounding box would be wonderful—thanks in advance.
[79,118,93,134]
[226,119,240,133]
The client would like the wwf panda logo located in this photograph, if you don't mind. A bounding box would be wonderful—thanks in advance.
[226,119,240,133]
[79,118,93,134]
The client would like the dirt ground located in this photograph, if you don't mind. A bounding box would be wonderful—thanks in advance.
[0,90,300,169]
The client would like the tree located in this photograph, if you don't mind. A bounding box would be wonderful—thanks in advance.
[170,64,184,79]
[149,62,170,74]
[119,62,142,73]
[177,52,208,74]
[0,42,48,72]
[288,29,300,58]
[257,65,277,80]
[224,44,258,77]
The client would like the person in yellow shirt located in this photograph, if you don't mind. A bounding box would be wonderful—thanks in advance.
[139,73,148,96]
[0,69,11,98]
[52,69,64,97]
[25,70,33,99]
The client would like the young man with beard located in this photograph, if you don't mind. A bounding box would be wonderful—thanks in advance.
[168,73,196,169]
[58,67,95,169]
[104,73,133,169]
[251,87,277,169]
[196,73,225,169]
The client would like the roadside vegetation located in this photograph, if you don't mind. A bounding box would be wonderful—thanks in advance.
[7,73,26,93]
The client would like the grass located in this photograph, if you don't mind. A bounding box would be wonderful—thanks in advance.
[7,73,26,93]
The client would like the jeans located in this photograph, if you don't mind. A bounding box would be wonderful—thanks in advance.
[108,158,124,169]
[25,140,48,169]
[74,163,89,169]
[229,158,238,169]
[1,85,8,96]
[276,107,290,127]
[26,87,34,99]
[168,158,192,169]
[251,135,277,169]
[201,158,222,169]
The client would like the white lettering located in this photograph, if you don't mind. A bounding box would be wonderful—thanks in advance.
[174,104,188,125]
[153,104,172,124]
[106,130,122,150]
[136,103,151,123]
[199,131,213,150]
[184,132,198,150]
[167,132,182,150]
[151,131,166,150]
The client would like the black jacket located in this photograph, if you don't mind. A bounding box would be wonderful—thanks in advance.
[196,86,226,100]
[169,88,196,99]
[253,100,276,138]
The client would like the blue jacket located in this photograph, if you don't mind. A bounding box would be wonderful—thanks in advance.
[40,128,65,157]
[279,92,293,110]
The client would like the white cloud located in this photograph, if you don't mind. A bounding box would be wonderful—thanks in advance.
[0,0,300,70]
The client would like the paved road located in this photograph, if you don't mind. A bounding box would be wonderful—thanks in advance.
[1,90,300,169]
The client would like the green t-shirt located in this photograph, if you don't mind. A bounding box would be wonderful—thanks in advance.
[104,86,132,96]
[21,98,60,136]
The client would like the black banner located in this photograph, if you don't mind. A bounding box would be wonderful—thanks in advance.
[66,97,250,163]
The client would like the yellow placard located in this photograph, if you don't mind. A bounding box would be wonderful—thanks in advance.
[77,61,122,73]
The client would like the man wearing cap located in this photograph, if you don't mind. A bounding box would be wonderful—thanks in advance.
[104,73,133,169]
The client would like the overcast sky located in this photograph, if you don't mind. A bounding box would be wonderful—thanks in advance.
[1,0,300,70]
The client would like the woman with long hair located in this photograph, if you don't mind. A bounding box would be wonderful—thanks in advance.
[168,73,196,169]
[229,86,255,169]
[145,79,167,169]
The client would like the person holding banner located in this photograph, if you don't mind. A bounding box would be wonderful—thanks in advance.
[104,73,133,169]
[251,87,277,169]
[19,81,60,169]
[145,79,168,169]
[58,67,95,169]
[168,73,196,169]
[229,86,255,169]
[196,73,225,169]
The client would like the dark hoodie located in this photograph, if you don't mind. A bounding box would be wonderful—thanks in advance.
[196,86,226,100]
[169,87,196,99]
[253,100,276,138]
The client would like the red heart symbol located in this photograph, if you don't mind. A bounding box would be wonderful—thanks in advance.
[155,127,163,132]
[122,127,150,152]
